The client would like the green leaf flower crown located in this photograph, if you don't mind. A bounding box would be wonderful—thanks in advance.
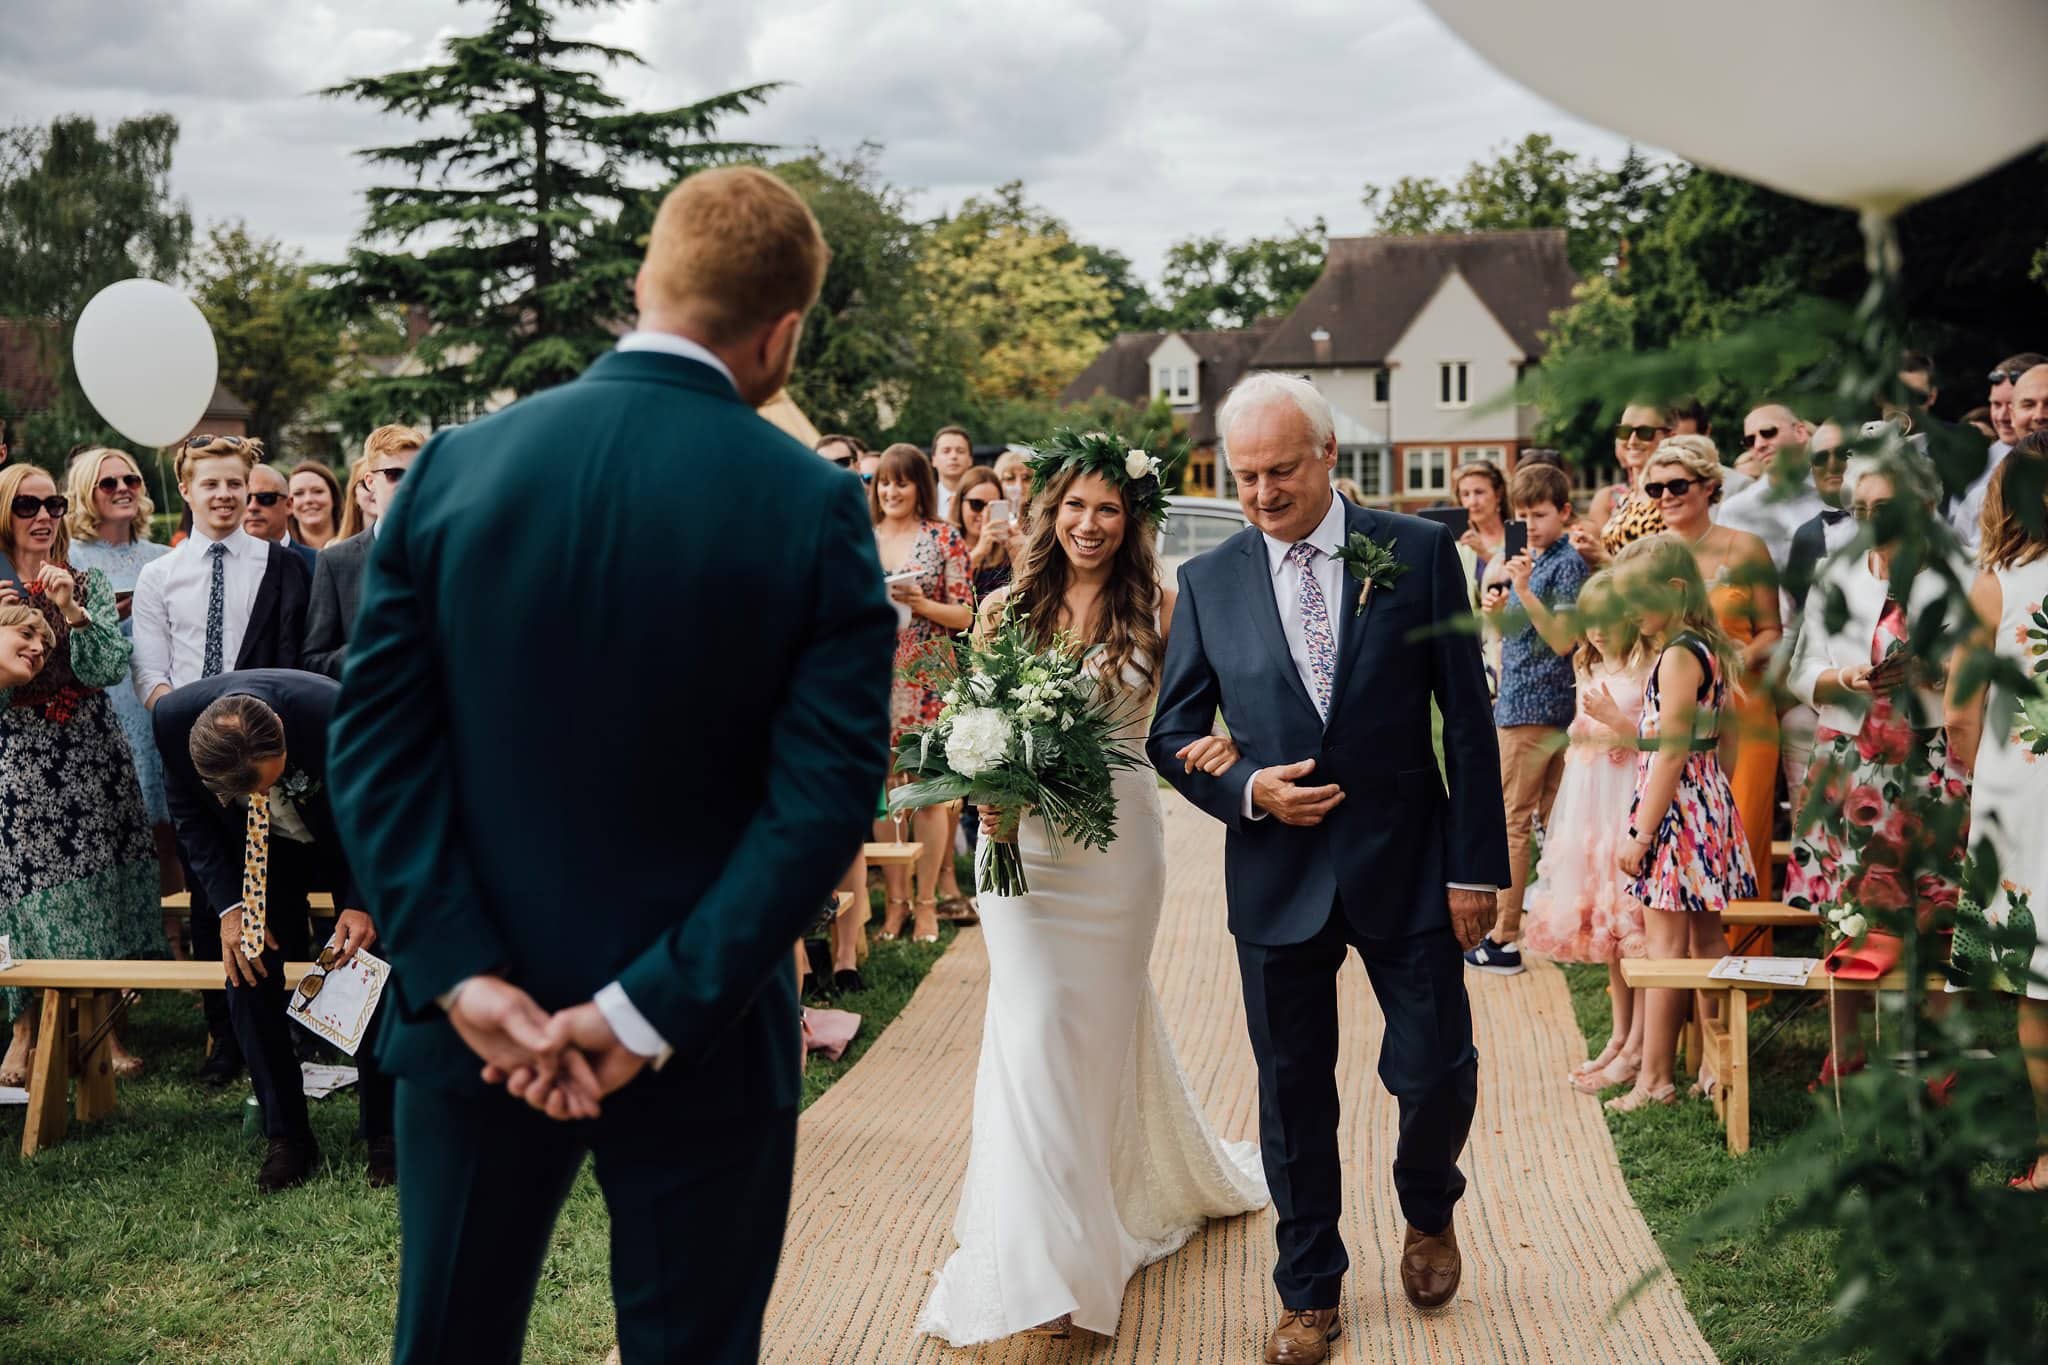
[1025,428,1182,531]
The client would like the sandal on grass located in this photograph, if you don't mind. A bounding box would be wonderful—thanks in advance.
[1570,1053,1639,1095]
[1571,1037,1625,1078]
[1604,1083,1677,1113]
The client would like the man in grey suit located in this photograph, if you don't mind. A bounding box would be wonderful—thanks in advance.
[302,426,423,678]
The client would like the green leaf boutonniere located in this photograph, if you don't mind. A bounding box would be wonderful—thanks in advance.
[1334,533,1410,616]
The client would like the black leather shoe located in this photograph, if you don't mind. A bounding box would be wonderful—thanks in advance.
[256,1135,320,1194]
[834,968,866,995]
[196,1042,244,1088]
[366,1137,398,1189]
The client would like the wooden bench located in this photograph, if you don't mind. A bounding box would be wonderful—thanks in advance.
[3,959,317,1158]
[162,891,335,917]
[861,842,923,867]
[1620,957,1938,1155]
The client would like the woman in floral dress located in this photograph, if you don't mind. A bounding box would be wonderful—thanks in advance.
[1785,459,1971,1088]
[871,443,973,941]
[0,464,162,1084]
[1945,431,2048,1190]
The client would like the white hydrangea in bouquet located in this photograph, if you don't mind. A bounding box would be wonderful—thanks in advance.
[888,610,1149,896]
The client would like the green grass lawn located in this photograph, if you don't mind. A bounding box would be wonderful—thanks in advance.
[1558,937,2023,1364]
[0,901,959,1363]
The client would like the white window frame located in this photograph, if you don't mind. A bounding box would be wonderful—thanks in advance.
[1406,447,1451,494]
[1463,445,1506,465]
[1173,366,1193,403]
[1338,446,1393,499]
[1156,367,1173,399]
[1437,361,1471,409]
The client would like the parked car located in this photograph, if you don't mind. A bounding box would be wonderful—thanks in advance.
[1158,495,1250,573]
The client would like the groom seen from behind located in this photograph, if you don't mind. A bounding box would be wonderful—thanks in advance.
[329,167,898,1363]
[1150,373,1509,1365]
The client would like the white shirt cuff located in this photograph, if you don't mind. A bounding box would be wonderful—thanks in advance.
[1241,770,1268,821]
[596,981,674,1069]
[217,899,243,921]
[1447,883,1498,893]
[435,976,474,1013]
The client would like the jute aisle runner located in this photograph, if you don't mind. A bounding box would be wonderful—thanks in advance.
[759,792,1716,1364]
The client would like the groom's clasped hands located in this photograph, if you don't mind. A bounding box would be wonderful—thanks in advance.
[444,975,650,1120]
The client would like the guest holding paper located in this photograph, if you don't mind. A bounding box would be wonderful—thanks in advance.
[0,464,161,1086]
[871,442,973,942]
[1784,455,1970,1089]
[155,669,394,1192]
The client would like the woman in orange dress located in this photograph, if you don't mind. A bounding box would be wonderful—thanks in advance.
[1639,438,1782,914]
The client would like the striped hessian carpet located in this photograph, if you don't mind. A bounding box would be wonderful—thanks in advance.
[756,791,1717,1364]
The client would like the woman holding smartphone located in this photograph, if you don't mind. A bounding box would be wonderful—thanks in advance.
[872,443,975,942]
[951,465,1021,601]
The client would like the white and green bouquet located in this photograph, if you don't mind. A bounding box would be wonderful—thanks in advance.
[888,614,1148,896]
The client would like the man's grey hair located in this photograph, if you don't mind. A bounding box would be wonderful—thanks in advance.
[1218,372,1335,452]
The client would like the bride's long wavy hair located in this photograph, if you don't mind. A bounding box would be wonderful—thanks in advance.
[1004,463,1163,703]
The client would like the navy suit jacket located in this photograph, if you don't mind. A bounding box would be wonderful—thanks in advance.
[1149,499,1509,944]
[155,668,363,916]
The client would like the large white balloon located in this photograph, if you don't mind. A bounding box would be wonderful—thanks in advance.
[1422,0,2048,213]
[72,279,220,448]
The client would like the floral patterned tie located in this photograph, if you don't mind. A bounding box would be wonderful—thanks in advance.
[202,541,228,678]
[1289,540,1335,719]
[238,792,269,962]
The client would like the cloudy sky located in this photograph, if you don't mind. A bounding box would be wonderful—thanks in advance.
[3,0,1649,281]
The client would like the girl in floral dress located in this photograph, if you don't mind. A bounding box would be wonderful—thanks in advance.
[1786,459,1971,1091]
[1945,431,2048,1190]
[1605,534,1759,1112]
[1520,572,1655,1093]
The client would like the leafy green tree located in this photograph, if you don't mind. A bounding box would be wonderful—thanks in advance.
[921,183,1114,407]
[1075,243,1159,335]
[1359,176,1457,235]
[1155,219,1328,329]
[189,222,342,456]
[317,0,777,434]
[0,113,193,468]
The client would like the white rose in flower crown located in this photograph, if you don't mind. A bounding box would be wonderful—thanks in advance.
[1125,450,1160,481]
[945,707,1013,778]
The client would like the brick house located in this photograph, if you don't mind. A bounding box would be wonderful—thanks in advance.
[1065,230,1579,507]
[1061,324,1276,497]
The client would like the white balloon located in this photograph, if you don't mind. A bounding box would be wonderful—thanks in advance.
[1422,0,2048,214]
[72,279,220,448]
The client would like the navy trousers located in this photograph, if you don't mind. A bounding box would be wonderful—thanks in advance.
[1235,901,1478,1309]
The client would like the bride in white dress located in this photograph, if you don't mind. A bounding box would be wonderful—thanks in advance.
[916,441,1269,1347]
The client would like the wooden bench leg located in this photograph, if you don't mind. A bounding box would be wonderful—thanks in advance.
[22,989,73,1157]
[73,990,118,1125]
[1726,985,1751,1155]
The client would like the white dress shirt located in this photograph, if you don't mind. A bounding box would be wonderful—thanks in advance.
[615,329,737,391]
[130,528,271,703]
[1949,439,2010,555]
[1716,475,1825,573]
[1235,493,1495,893]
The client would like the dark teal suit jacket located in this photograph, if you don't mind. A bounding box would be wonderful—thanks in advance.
[328,350,896,1109]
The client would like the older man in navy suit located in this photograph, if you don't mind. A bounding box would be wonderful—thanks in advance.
[1151,373,1508,1365]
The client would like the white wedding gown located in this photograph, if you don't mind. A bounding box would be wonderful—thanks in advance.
[916,657,1269,1346]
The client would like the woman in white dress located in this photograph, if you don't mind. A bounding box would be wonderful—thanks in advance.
[916,439,1268,1346]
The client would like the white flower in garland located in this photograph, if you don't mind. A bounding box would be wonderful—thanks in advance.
[945,707,1014,778]
[1125,450,1162,482]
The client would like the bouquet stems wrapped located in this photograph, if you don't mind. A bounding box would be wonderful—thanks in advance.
[889,615,1147,896]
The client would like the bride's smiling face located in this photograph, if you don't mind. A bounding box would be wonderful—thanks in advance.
[1054,473,1126,572]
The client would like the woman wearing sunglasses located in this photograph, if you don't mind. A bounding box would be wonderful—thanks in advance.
[0,462,162,1087]
[65,448,183,902]
[1638,436,1783,902]
[1577,403,1674,566]
[948,465,1021,603]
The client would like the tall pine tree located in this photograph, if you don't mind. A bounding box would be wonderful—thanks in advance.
[318,0,777,432]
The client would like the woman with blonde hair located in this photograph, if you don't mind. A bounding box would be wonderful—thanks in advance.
[0,462,161,1085]
[993,448,1032,528]
[337,453,378,540]
[64,448,180,893]
[1577,402,1675,564]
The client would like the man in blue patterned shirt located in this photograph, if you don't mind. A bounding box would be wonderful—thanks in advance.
[1468,462,1587,975]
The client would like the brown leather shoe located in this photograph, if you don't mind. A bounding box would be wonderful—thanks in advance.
[1400,1221,1462,1308]
[1264,1307,1341,1364]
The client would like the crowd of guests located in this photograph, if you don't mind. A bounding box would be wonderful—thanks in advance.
[1454,355,2048,1189]
[0,426,421,1191]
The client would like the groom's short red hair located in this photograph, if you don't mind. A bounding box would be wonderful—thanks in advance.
[642,167,829,346]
